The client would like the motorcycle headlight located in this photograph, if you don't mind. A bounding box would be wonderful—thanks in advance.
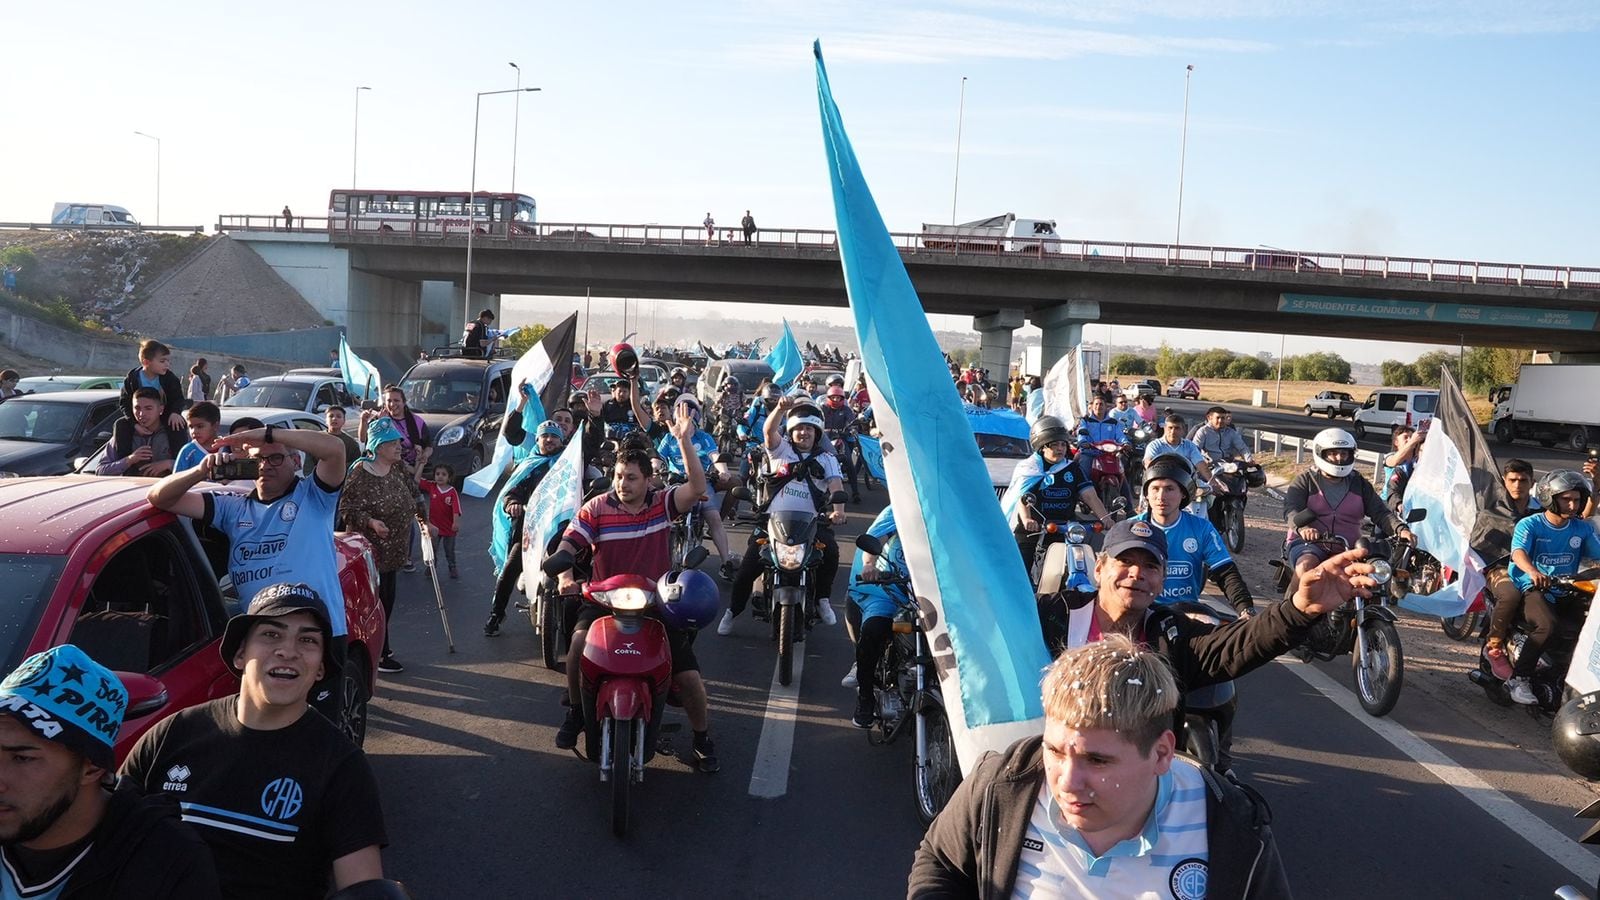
[1066,523,1088,545]
[775,542,806,570]
[1368,559,1393,585]
[437,425,466,446]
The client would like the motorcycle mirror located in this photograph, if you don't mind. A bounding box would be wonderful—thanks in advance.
[684,546,711,569]
[1406,507,1428,524]
[855,534,884,555]
[1112,497,1129,511]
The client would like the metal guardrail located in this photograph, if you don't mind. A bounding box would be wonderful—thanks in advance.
[1245,428,1385,480]
[0,222,206,234]
[215,214,1600,292]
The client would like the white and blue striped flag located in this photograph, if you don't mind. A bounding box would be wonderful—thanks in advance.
[338,334,382,403]
[815,42,1049,773]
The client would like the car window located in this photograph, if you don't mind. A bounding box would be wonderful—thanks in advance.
[70,527,212,676]
[400,375,483,413]
[315,383,338,410]
[976,433,1030,459]
[0,399,86,442]
[81,403,121,442]
[1413,394,1438,414]
[1378,394,1401,412]
[1362,394,1378,409]
[489,372,511,410]
[0,555,66,672]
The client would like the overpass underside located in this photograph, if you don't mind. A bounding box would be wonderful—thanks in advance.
[344,235,1599,354]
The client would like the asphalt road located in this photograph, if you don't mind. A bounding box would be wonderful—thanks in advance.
[363,484,1600,899]
[1161,396,1588,476]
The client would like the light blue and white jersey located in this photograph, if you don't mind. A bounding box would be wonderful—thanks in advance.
[205,475,346,635]
[1511,514,1600,593]
[655,429,718,477]
[848,506,905,620]
[174,439,208,474]
[1143,438,1205,471]
[1136,511,1233,605]
[1013,758,1210,900]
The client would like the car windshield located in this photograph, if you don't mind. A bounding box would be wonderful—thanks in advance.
[0,555,66,672]
[1413,394,1438,414]
[0,399,86,442]
[228,382,312,410]
[976,433,1030,459]
[400,377,483,413]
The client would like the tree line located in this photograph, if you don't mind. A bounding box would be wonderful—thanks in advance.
[1108,344,1352,383]
[1379,346,1524,394]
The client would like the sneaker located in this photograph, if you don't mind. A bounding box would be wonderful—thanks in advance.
[555,708,584,750]
[693,735,720,774]
[851,695,876,729]
[403,561,417,574]
[841,663,858,688]
[1485,645,1513,681]
[716,609,734,636]
[483,615,502,637]
[1506,676,1537,706]
[377,655,404,674]
[719,559,740,580]
[449,567,459,580]
[817,599,837,627]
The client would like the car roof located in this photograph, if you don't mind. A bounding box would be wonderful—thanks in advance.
[241,375,328,386]
[286,368,343,377]
[0,476,243,552]
[404,359,503,378]
[5,389,120,404]
[216,407,323,426]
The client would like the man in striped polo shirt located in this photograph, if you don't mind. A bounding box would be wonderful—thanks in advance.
[553,404,719,772]
[909,635,1291,898]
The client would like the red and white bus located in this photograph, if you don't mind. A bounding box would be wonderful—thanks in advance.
[326,190,537,235]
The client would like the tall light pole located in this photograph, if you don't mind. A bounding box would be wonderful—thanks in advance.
[133,131,160,225]
[509,62,521,194]
[351,86,371,188]
[465,86,541,331]
[951,75,967,225]
[1173,64,1194,263]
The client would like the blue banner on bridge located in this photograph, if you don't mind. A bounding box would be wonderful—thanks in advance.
[1279,294,1597,331]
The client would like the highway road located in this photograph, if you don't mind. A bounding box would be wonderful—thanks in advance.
[1161,396,1589,476]
[359,486,1600,899]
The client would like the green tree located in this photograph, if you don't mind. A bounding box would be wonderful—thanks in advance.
[1224,356,1271,380]
[1411,350,1459,387]
[1154,341,1180,380]
[499,323,551,358]
[1462,346,1525,394]
[1108,353,1154,376]
[1188,348,1236,379]
[1288,351,1351,383]
[1380,359,1419,386]
[0,245,39,297]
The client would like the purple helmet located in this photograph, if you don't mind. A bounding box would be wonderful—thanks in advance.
[655,569,721,630]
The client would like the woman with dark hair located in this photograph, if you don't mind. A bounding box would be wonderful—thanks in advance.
[339,418,427,674]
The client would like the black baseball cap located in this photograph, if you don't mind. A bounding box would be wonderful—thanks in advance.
[220,583,336,678]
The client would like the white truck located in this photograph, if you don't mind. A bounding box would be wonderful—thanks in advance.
[1490,363,1600,452]
[50,203,141,228]
[922,214,1060,254]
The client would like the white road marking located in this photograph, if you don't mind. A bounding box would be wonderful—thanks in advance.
[1280,657,1600,886]
[747,648,806,799]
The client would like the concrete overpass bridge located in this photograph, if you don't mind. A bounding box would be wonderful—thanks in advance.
[220,215,1600,373]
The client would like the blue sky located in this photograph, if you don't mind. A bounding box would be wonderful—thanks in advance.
[7,1,1596,364]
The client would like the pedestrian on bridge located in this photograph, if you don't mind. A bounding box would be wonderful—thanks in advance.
[282,205,294,231]
[741,210,756,243]
[703,212,715,245]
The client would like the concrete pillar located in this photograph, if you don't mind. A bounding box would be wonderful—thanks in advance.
[1030,300,1100,373]
[973,309,1025,377]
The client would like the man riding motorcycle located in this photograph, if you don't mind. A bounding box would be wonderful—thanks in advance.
[742,383,782,443]
[1283,428,1413,590]
[1004,416,1114,575]
[1191,406,1251,467]
[1075,395,1134,506]
[845,505,903,727]
[1487,470,1600,705]
[821,385,864,503]
[1135,455,1256,617]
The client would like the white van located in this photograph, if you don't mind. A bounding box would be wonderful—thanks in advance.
[50,203,140,228]
[1351,389,1438,440]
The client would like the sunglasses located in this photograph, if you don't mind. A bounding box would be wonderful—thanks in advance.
[252,453,291,468]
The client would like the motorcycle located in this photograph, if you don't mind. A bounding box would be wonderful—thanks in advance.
[1468,567,1598,713]
[1166,600,1240,772]
[1080,438,1130,511]
[1206,458,1264,554]
[1438,555,1499,642]
[1125,421,1157,488]
[664,473,712,570]
[1280,508,1412,717]
[853,534,963,824]
[540,564,674,838]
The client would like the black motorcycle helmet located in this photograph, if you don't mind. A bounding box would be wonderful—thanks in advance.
[1143,453,1196,506]
[1554,691,1600,780]
[1029,415,1072,454]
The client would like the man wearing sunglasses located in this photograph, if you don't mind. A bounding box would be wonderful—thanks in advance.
[147,422,351,719]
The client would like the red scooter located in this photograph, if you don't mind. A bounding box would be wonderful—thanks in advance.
[1084,439,1129,509]
[578,574,673,837]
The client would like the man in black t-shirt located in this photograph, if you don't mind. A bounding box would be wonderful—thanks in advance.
[120,584,388,899]
[0,645,219,898]
[462,308,495,358]
[599,377,638,432]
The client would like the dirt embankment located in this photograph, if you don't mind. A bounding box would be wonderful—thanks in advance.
[0,230,211,325]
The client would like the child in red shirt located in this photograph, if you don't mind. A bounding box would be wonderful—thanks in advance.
[422,464,464,578]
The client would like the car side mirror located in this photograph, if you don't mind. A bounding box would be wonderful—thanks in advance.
[119,673,171,719]
[315,403,330,413]
[855,534,884,555]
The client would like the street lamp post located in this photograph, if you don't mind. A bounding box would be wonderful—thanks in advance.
[465,86,541,333]
[951,75,967,226]
[133,131,160,225]
[352,86,371,188]
[1173,64,1194,263]
[509,62,521,193]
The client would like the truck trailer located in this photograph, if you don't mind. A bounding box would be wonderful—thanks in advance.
[922,214,1060,254]
[1490,363,1600,452]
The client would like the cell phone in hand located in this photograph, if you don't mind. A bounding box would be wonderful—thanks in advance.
[214,458,261,480]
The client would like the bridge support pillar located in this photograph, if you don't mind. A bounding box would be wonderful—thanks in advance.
[420,283,498,353]
[973,310,1026,377]
[1030,300,1100,373]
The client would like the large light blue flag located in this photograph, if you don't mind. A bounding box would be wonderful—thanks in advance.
[856,434,885,480]
[338,334,382,403]
[463,313,577,498]
[763,320,804,389]
[815,42,1048,772]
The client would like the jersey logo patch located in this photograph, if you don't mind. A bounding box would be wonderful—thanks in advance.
[261,777,305,820]
[164,764,191,792]
[1183,537,1199,553]
[1021,838,1044,852]
[1169,858,1208,900]
[1573,536,1585,549]
[280,501,300,522]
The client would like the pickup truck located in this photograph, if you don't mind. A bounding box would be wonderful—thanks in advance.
[0,476,386,759]
[1122,379,1162,401]
[1305,390,1358,418]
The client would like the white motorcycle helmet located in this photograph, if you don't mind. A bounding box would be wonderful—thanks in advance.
[1312,428,1357,478]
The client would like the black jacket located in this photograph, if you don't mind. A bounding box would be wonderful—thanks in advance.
[119,366,189,423]
[59,780,220,899]
[909,736,1291,899]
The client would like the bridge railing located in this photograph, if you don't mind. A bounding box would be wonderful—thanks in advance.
[214,215,1600,293]
[0,221,206,234]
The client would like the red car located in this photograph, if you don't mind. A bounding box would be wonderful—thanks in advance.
[0,476,386,759]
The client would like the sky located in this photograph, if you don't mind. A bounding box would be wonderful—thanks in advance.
[7,1,1597,365]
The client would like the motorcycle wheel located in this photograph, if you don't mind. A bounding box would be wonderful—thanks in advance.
[1440,611,1484,642]
[1354,619,1405,717]
[610,716,637,838]
[914,704,962,825]
[1224,504,1245,553]
[539,590,561,671]
[777,603,795,687]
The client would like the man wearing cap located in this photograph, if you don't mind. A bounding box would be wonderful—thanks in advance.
[121,583,388,899]
[0,645,219,898]
[1042,518,1377,697]
[146,421,350,719]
